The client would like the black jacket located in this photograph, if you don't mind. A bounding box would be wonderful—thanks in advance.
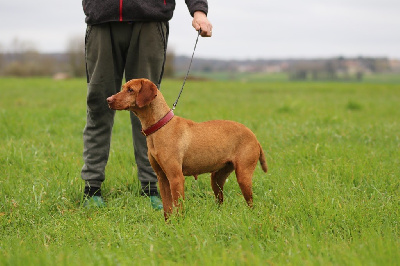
[83,0,208,25]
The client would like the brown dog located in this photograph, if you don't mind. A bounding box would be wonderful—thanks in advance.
[107,78,267,219]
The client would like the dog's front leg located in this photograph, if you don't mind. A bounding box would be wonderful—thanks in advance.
[165,168,185,212]
[149,156,174,220]
[158,174,173,220]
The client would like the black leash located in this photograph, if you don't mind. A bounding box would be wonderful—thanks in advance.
[172,30,201,110]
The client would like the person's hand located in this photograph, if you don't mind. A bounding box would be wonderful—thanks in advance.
[192,11,213,37]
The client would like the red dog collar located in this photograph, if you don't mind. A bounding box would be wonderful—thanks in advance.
[141,110,174,136]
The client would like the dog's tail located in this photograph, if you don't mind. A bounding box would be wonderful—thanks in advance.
[259,144,268,173]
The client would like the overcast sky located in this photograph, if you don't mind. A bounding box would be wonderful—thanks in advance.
[1,0,399,59]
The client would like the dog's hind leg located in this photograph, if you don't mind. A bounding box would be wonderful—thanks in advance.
[234,159,258,207]
[211,162,234,204]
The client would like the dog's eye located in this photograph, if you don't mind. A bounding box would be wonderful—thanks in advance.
[127,88,133,93]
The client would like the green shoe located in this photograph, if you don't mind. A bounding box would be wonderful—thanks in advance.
[150,195,163,210]
[83,196,106,208]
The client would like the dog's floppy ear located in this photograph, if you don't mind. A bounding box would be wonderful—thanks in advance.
[136,79,158,108]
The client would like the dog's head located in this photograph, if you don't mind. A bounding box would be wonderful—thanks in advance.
[107,78,158,110]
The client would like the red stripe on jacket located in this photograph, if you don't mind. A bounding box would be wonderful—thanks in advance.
[119,0,123,21]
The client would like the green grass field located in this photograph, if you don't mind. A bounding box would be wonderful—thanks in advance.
[1,77,399,265]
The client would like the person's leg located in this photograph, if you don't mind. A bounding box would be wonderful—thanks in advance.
[125,22,169,198]
[81,22,131,201]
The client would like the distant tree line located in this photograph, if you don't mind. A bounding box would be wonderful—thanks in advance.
[0,39,56,77]
[0,38,396,80]
[287,57,391,81]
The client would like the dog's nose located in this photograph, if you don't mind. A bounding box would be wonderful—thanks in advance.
[106,96,114,104]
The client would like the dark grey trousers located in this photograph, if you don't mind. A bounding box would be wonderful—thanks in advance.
[81,21,168,195]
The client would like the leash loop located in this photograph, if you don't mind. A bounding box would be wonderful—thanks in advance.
[172,30,201,110]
